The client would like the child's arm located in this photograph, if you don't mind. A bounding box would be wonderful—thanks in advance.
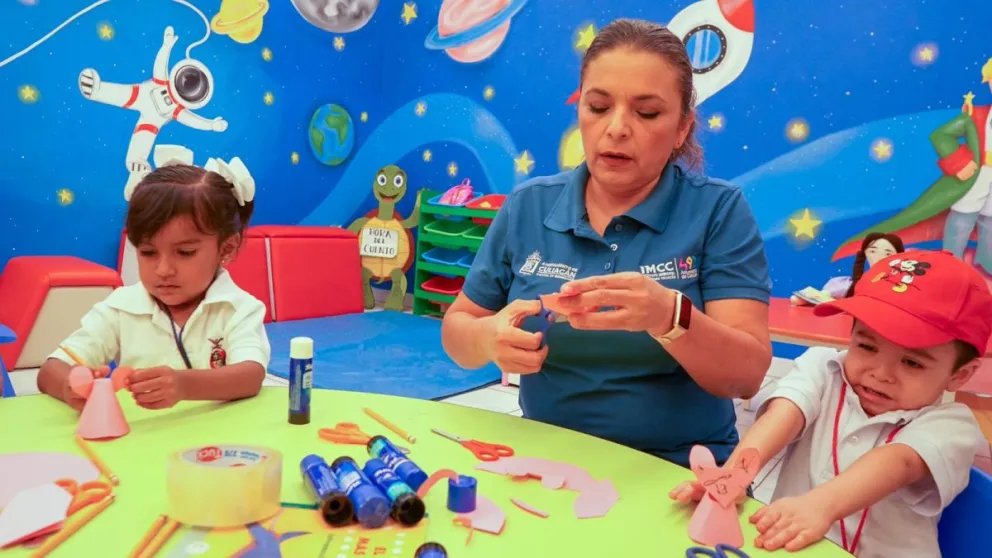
[37,303,120,409]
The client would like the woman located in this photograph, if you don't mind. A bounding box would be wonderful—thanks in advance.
[440,19,772,467]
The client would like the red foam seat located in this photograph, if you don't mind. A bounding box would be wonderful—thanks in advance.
[0,256,122,370]
[252,225,363,321]
[224,227,274,323]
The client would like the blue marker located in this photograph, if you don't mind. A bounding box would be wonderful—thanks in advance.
[362,458,425,526]
[367,435,429,491]
[300,455,353,526]
[288,337,313,425]
[330,456,390,528]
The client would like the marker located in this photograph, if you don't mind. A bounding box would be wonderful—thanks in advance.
[300,455,354,526]
[330,456,390,529]
[367,435,428,491]
[362,458,425,526]
[288,337,313,425]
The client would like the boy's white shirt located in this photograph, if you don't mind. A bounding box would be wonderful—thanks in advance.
[757,346,983,558]
[49,269,271,371]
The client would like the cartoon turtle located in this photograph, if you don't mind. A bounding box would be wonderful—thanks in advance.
[347,165,422,311]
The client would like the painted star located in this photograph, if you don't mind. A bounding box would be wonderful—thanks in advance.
[261,48,273,62]
[786,118,810,142]
[514,151,535,174]
[263,92,274,105]
[789,209,822,240]
[919,47,933,61]
[483,85,495,101]
[97,22,114,40]
[333,36,345,51]
[447,162,458,177]
[290,152,300,165]
[360,111,368,123]
[401,3,418,25]
[56,188,74,206]
[18,85,39,104]
[870,138,893,162]
[707,114,724,131]
[415,101,427,116]
[422,149,432,162]
[964,91,976,106]
[575,24,596,51]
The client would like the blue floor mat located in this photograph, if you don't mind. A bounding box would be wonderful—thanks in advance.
[265,312,502,400]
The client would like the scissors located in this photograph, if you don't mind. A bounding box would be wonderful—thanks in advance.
[55,478,113,515]
[431,429,514,461]
[533,300,568,348]
[319,422,410,453]
[685,544,750,558]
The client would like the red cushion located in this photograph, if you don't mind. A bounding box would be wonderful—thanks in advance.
[224,228,273,323]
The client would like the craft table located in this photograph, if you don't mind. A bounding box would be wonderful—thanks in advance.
[0,388,850,557]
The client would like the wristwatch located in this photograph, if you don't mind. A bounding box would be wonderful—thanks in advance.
[651,290,692,345]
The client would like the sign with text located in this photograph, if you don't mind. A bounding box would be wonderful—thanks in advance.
[360,227,399,258]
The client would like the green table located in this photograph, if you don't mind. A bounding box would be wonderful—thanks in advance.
[0,388,848,557]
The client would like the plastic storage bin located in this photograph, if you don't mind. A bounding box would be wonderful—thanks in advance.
[461,224,489,242]
[421,276,464,296]
[423,219,474,236]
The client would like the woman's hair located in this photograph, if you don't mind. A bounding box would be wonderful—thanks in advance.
[579,18,703,169]
[846,232,906,297]
[125,164,254,247]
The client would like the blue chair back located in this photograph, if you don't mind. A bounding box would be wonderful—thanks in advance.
[0,363,13,398]
[938,466,992,558]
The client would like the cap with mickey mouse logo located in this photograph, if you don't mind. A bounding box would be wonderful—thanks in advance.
[815,249,992,354]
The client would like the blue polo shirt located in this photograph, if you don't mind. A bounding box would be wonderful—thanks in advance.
[462,162,771,467]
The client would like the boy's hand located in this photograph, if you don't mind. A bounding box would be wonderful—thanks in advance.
[669,480,749,504]
[128,366,184,409]
[750,495,832,551]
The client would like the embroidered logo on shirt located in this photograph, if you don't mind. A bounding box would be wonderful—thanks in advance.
[519,251,542,275]
[871,258,931,293]
[518,251,578,281]
[641,255,699,282]
[209,338,227,368]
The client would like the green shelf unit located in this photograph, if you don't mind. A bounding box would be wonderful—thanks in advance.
[412,188,502,317]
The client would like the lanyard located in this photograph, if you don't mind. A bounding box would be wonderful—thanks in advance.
[830,382,904,554]
[160,303,194,370]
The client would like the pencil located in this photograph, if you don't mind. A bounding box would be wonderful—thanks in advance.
[74,434,119,486]
[138,518,180,558]
[29,494,114,557]
[363,408,416,444]
[59,345,86,367]
[127,515,168,558]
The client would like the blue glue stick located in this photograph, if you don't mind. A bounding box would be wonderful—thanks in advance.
[330,456,390,528]
[415,542,448,558]
[362,458,425,526]
[367,435,429,491]
[300,455,353,526]
[288,337,313,425]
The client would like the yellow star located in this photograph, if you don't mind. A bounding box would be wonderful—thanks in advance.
[964,91,976,105]
[575,24,596,51]
[18,85,39,104]
[789,209,822,240]
[786,118,810,142]
[333,36,345,51]
[56,188,74,206]
[447,162,458,177]
[261,48,273,62]
[870,138,893,162]
[422,149,432,162]
[707,114,724,130]
[920,47,933,61]
[401,3,418,25]
[97,22,114,40]
[360,111,368,123]
[514,150,535,174]
[415,101,427,116]
[483,85,495,101]
[263,92,274,105]
[290,152,300,165]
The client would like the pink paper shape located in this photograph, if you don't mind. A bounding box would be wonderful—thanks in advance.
[574,479,619,519]
[510,498,549,518]
[68,366,94,399]
[457,495,504,535]
[111,366,134,392]
[475,457,619,519]
[0,483,72,548]
[687,445,761,548]
[77,378,129,440]
[0,453,100,508]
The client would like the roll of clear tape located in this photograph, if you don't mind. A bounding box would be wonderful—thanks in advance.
[166,445,282,528]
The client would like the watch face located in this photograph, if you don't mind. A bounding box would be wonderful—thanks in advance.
[676,292,692,329]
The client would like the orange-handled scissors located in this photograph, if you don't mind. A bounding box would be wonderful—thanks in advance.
[318,422,411,453]
[55,478,113,515]
[431,429,514,461]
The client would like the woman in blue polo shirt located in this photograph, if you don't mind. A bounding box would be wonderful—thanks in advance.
[440,19,772,468]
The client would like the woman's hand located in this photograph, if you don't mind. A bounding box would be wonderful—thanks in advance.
[484,299,549,375]
[749,495,832,552]
[557,272,675,336]
[128,365,184,410]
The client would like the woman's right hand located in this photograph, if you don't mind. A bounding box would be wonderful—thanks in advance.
[484,299,549,375]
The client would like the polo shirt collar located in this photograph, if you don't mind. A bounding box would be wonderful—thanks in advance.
[828,350,932,426]
[109,268,241,315]
[544,162,680,234]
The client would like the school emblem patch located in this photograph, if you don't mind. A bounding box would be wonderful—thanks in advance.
[209,338,227,368]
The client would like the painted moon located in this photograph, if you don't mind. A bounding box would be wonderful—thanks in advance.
[290,0,380,33]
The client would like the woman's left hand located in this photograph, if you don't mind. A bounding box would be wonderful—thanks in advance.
[556,272,676,336]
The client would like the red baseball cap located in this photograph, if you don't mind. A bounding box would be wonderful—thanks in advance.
[814,249,992,354]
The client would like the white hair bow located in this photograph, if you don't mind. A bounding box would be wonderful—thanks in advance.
[153,144,194,168]
[204,156,255,206]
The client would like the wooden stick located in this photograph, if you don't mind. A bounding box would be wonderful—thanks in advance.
[127,515,167,558]
[58,345,86,367]
[29,495,114,557]
[74,434,119,486]
[138,518,180,558]
[363,408,416,443]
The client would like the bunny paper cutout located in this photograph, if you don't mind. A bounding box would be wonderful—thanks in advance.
[69,366,134,440]
[687,445,761,548]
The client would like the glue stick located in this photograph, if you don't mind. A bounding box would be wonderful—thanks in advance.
[414,542,448,558]
[300,455,353,526]
[288,337,313,425]
[367,435,429,491]
[362,458,425,526]
[330,456,390,529]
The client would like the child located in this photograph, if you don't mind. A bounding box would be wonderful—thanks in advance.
[37,157,271,411]
[671,249,990,557]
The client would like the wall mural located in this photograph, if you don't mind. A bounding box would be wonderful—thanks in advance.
[2,0,991,301]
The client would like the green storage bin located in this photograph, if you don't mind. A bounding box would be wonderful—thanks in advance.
[462,224,488,242]
[423,219,474,236]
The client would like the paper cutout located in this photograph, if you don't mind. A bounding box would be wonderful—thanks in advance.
[686,446,761,548]
[475,457,619,519]
[0,453,100,508]
[455,495,504,535]
[0,483,72,548]
[539,293,573,315]
[76,378,130,440]
[510,498,549,518]
[416,469,459,499]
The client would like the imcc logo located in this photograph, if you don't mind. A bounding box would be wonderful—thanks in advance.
[640,255,698,281]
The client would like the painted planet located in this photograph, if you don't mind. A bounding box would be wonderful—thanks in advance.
[291,0,380,33]
[210,0,270,44]
[424,0,529,63]
[308,104,355,166]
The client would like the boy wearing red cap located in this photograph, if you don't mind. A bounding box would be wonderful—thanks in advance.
[670,250,991,556]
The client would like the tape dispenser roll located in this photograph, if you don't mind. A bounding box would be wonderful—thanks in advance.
[166,445,282,528]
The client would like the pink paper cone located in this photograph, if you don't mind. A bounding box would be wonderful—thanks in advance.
[77,379,129,440]
[688,495,744,548]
